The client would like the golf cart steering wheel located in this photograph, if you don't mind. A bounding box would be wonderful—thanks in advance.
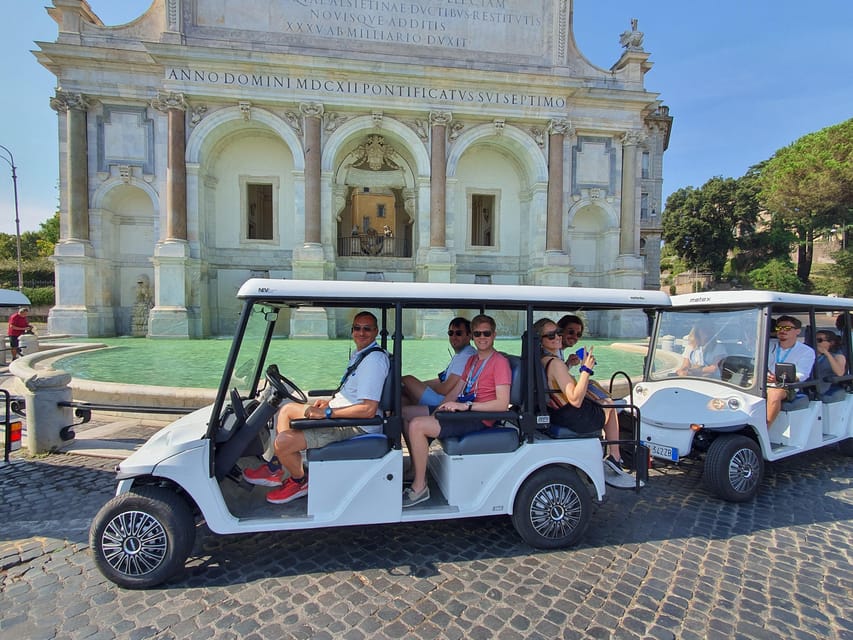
[265,364,308,404]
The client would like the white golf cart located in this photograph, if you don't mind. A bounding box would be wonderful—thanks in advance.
[633,290,853,502]
[89,279,667,588]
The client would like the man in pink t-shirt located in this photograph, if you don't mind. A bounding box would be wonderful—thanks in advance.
[7,307,33,360]
[402,314,512,508]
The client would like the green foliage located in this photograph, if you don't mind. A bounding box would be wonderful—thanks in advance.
[747,258,805,292]
[810,247,853,297]
[21,286,55,306]
[37,212,60,257]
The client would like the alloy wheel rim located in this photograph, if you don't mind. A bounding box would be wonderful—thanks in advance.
[101,510,168,576]
[529,482,582,539]
[729,448,761,494]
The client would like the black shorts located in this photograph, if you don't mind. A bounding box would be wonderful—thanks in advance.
[436,416,488,439]
[549,398,605,434]
[8,335,19,348]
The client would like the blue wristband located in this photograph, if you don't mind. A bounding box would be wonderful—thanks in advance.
[580,365,594,375]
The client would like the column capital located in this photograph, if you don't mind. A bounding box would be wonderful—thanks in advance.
[621,129,645,146]
[50,90,89,112]
[429,111,453,127]
[548,119,573,136]
[299,102,325,118]
[150,91,188,112]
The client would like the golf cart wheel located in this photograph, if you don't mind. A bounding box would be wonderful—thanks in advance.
[90,486,195,589]
[512,467,590,549]
[839,438,853,457]
[704,434,763,502]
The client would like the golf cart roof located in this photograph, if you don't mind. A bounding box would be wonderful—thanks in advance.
[670,290,853,312]
[0,289,30,307]
[237,279,671,311]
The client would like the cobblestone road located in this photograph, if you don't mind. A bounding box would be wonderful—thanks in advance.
[1,446,851,639]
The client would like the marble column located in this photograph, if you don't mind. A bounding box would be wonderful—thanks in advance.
[47,91,102,336]
[301,102,323,245]
[148,92,191,337]
[429,111,451,248]
[546,119,571,252]
[619,131,643,255]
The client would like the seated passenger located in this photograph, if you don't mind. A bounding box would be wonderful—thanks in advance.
[535,319,632,481]
[558,314,585,369]
[243,311,389,504]
[402,314,511,508]
[766,315,815,427]
[401,316,475,417]
[814,330,847,396]
[676,322,726,377]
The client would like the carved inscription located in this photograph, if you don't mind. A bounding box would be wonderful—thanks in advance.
[194,0,548,58]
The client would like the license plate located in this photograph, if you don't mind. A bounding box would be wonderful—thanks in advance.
[648,442,678,461]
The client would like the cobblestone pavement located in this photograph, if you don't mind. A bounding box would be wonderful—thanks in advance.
[1,443,851,640]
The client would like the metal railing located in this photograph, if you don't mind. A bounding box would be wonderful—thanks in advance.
[337,235,411,258]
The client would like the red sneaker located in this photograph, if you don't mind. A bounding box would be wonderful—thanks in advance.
[266,477,309,504]
[242,463,284,487]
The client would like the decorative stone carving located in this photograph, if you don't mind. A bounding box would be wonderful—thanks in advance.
[239,101,252,120]
[548,119,574,137]
[131,274,154,336]
[493,119,506,135]
[324,111,347,133]
[449,121,465,141]
[119,165,131,183]
[620,18,644,51]
[190,104,207,126]
[50,90,90,112]
[372,110,384,127]
[429,111,452,127]
[621,130,645,146]
[149,91,187,112]
[284,111,302,136]
[300,102,325,118]
[354,135,400,171]
[529,127,545,148]
[410,119,429,141]
[590,188,601,200]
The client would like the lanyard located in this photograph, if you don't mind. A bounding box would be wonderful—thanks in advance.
[775,345,793,364]
[464,354,492,394]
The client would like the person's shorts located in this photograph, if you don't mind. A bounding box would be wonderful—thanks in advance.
[436,417,488,439]
[8,335,19,348]
[549,398,604,434]
[302,425,365,449]
[418,386,444,407]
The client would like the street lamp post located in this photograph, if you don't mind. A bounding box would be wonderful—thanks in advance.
[0,144,23,291]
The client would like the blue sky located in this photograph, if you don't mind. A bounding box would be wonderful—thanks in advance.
[0,1,851,235]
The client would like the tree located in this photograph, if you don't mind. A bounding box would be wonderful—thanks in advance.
[760,118,853,284]
[662,177,755,276]
[37,212,60,257]
[748,258,805,293]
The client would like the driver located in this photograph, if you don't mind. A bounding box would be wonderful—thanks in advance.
[766,315,815,427]
[243,311,389,504]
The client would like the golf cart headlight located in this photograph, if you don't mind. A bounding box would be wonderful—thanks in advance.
[708,396,742,411]
[727,397,741,411]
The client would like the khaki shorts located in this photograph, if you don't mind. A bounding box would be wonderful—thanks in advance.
[302,425,365,450]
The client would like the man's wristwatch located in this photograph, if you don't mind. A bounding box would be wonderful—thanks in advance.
[466,401,474,411]
[579,365,594,375]
[325,407,333,418]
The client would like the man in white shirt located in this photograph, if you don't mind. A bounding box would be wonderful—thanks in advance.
[766,315,815,427]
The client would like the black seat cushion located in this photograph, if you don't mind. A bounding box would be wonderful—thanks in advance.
[306,433,390,462]
[439,427,519,455]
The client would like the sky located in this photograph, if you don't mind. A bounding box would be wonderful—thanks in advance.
[0,1,851,236]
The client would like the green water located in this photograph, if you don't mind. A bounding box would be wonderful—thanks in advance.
[53,338,645,390]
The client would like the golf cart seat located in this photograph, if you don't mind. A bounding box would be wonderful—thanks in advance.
[437,353,523,455]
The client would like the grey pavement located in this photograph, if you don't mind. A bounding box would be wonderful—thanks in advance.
[1,417,852,640]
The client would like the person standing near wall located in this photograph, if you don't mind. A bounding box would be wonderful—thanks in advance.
[7,306,33,360]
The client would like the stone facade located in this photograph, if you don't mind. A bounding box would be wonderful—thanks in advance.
[36,0,672,337]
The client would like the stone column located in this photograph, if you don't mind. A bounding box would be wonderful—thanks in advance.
[148,92,191,337]
[47,91,103,336]
[619,130,643,255]
[429,111,451,248]
[301,102,324,245]
[546,119,572,252]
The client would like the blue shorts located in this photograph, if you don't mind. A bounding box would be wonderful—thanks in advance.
[418,386,444,407]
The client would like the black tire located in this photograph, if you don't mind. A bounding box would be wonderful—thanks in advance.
[89,486,195,589]
[839,438,853,457]
[704,435,763,502]
[512,467,591,549]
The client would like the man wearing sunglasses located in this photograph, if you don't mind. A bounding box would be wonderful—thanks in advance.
[558,314,585,368]
[402,317,476,415]
[766,315,815,427]
[403,314,512,507]
[243,311,389,504]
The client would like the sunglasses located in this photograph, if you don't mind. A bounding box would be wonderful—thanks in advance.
[351,324,376,332]
[447,329,467,337]
[541,331,562,340]
[775,325,796,332]
[472,330,493,338]
[563,328,582,337]
[816,337,830,343]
